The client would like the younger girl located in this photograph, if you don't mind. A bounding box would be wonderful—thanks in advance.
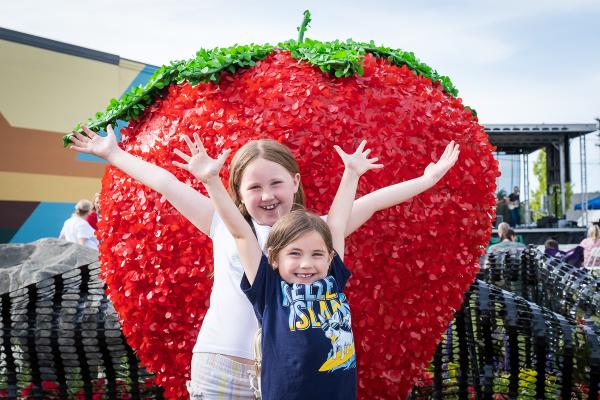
[69,124,459,398]
[184,136,377,399]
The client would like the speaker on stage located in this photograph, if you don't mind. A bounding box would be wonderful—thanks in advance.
[537,216,558,228]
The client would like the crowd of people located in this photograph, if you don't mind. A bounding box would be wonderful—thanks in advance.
[58,193,100,251]
[490,183,600,270]
[487,221,600,271]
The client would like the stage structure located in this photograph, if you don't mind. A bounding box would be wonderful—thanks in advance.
[485,123,598,228]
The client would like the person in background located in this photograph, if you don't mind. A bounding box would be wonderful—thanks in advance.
[498,222,509,240]
[59,199,99,251]
[487,222,525,255]
[580,224,600,267]
[507,186,520,227]
[543,239,562,258]
[543,237,585,267]
[87,192,100,230]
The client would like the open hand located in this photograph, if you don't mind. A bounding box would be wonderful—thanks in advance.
[172,133,231,183]
[423,140,460,184]
[68,124,118,160]
[334,140,383,177]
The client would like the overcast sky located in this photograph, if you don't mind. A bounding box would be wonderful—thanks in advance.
[1,0,599,192]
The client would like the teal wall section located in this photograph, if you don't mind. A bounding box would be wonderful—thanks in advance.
[10,202,77,243]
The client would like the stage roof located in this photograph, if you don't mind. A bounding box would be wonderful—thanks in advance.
[484,123,598,154]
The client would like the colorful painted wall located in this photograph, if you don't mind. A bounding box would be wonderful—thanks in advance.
[0,28,158,243]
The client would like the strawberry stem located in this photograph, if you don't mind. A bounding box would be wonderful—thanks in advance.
[297,10,312,44]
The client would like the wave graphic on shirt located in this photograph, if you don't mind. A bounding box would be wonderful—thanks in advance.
[318,311,356,372]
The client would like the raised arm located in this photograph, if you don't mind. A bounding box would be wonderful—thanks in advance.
[345,140,459,236]
[69,125,214,234]
[329,140,383,259]
[173,134,263,284]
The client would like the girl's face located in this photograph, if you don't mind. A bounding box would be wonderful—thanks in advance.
[271,230,334,284]
[239,157,300,227]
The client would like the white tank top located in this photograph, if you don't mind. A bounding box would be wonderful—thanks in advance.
[192,212,271,359]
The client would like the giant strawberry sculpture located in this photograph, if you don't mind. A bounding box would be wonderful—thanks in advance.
[66,11,498,399]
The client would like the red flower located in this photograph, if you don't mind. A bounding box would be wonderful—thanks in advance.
[19,380,60,399]
[98,51,497,398]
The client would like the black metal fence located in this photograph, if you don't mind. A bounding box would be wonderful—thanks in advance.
[1,246,599,399]
[410,246,600,399]
[483,247,600,319]
[0,262,163,399]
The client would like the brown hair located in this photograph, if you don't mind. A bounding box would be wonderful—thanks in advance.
[506,229,516,241]
[228,139,305,217]
[266,209,333,265]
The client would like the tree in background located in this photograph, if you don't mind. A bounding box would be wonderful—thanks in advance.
[530,149,572,220]
[530,150,546,220]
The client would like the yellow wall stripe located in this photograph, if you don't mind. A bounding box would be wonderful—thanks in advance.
[0,40,146,133]
[0,171,101,202]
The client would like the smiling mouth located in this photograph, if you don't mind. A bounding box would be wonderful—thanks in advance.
[260,203,279,211]
[295,273,315,279]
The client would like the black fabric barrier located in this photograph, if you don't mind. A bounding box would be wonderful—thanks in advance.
[0,262,163,399]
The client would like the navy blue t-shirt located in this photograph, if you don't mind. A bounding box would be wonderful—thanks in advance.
[241,254,357,400]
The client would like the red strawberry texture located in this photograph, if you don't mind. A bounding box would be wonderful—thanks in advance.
[98,50,498,399]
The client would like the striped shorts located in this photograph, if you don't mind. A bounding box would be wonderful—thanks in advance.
[187,352,257,400]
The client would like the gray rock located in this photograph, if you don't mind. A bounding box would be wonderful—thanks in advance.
[0,238,98,294]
